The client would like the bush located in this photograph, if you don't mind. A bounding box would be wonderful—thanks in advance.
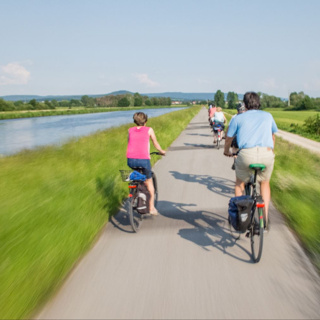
[304,114,320,135]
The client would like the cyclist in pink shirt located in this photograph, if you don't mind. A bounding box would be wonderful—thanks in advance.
[127,112,166,215]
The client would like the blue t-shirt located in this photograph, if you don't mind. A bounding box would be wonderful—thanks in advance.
[227,110,278,149]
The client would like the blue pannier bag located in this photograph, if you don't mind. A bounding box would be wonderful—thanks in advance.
[228,195,254,233]
[129,171,146,181]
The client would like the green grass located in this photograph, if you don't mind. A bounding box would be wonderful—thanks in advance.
[271,139,320,270]
[267,109,320,141]
[0,106,201,319]
[0,105,187,120]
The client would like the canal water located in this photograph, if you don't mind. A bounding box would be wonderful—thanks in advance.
[0,108,185,156]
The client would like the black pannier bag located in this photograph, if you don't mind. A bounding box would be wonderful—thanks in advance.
[135,183,150,214]
[228,195,254,233]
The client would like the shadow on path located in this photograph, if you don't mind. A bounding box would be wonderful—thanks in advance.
[169,171,234,198]
[158,200,253,263]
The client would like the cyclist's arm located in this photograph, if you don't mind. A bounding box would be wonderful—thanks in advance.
[224,136,234,157]
[223,113,227,123]
[272,134,275,150]
[149,128,166,155]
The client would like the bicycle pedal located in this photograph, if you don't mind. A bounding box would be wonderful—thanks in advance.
[245,232,250,238]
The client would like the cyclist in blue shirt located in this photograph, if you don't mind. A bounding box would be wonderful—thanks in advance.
[224,92,278,228]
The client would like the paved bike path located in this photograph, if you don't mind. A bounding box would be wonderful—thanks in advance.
[37,108,320,319]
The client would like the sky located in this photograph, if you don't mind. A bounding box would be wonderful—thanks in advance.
[0,0,320,98]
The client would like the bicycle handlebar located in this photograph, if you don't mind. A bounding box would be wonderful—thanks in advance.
[150,151,163,156]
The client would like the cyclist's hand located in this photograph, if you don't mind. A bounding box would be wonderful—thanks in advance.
[160,150,166,156]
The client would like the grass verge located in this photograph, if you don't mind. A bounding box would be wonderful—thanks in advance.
[271,138,320,270]
[0,106,201,319]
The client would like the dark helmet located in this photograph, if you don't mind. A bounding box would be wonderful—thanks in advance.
[237,102,246,113]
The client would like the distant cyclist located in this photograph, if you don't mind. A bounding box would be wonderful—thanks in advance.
[224,92,278,229]
[230,102,247,151]
[208,104,217,125]
[212,107,227,143]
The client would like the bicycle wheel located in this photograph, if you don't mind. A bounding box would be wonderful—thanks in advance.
[250,207,264,262]
[129,192,142,233]
[152,172,158,208]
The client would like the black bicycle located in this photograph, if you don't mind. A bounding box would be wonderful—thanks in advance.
[120,152,160,233]
[229,161,266,263]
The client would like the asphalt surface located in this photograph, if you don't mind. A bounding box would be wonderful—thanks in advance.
[37,108,320,319]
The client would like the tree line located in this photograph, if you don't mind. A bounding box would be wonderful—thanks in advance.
[0,93,172,112]
[205,90,320,110]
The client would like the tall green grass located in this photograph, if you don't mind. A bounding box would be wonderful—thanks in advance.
[0,106,201,319]
[271,139,320,269]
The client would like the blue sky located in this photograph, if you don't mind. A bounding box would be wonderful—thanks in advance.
[1,0,320,98]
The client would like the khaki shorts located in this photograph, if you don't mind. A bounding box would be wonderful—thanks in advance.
[235,147,275,183]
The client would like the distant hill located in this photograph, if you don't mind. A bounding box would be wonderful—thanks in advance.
[1,91,243,102]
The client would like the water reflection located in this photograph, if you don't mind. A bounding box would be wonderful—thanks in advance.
[0,108,185,156]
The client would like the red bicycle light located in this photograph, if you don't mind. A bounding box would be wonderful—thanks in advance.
[256,203,265,208]
[128,185,137,189]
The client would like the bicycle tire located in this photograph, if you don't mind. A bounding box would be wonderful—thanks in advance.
[129,192,142,233]
[152,172,158,208]
[250,207,264,262]
[217,135,220,149]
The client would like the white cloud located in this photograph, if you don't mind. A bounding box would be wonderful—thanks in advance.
[0,62,31,85]
[134,73,159,88]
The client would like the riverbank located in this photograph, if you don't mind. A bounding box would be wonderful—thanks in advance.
[0,105,187,120]
[0,106,201,319]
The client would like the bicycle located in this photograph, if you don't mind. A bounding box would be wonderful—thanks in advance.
[212,123,223,149]
[229,161,266,263]
[120,152,160,233]
[245,164,266,263]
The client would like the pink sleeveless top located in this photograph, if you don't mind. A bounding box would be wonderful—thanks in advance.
[126,126,150,159]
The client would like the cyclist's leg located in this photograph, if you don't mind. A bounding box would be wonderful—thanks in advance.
[234,150,252,196]
[256,148,275,227]
[235,177,245,196]
[145,177,156,213]
[260,180,271,224]
[140,160,157,214]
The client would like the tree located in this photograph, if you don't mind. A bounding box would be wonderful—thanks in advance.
[289,91,305,107]
[81,95,94,107]
[151,97,159,106]
[51,99,59,108]
[226,92,238,109]
[29,99,38,109]
[44,100,54,109]
[298,96,314,110]
[260,94,286,109]
[214,90,225,108]
[145,99,152,106]
[118,97,130,107]
[133,93,143,107]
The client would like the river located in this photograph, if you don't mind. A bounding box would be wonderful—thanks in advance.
[0,108,185,156]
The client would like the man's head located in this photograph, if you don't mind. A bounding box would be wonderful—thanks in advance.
[237,102,246,114]
[133,112,148,126]
[243,92,260,110]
